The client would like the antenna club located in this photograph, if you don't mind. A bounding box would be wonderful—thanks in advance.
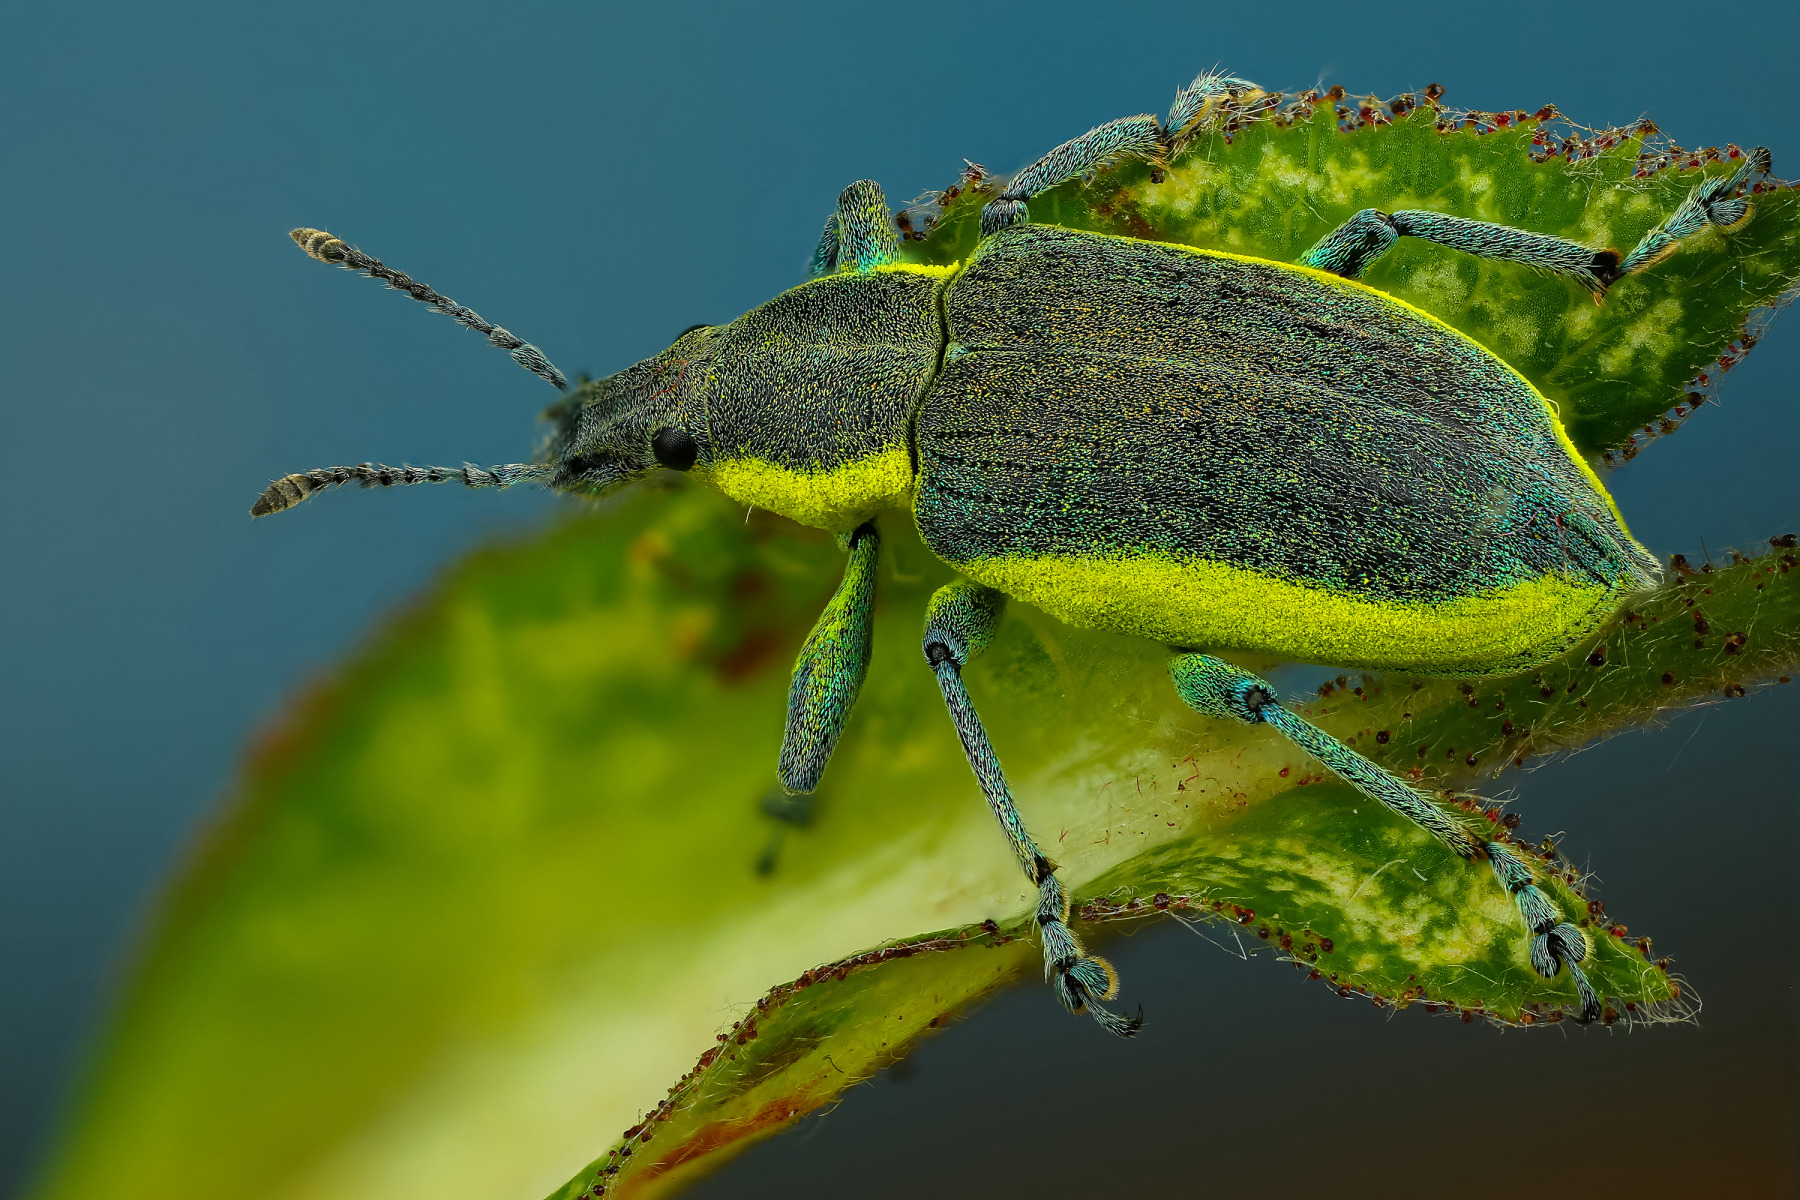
[290,227,350,266]
[251,473,315,517]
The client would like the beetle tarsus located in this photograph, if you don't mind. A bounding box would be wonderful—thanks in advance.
[1487,841,1602,1023]
[1614,146,1769,280]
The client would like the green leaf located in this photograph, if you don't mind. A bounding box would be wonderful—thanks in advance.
[33,482,1798,1200]
[902,94,1800,458]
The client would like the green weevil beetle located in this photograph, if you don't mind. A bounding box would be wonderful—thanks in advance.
[253,70,1775,1035]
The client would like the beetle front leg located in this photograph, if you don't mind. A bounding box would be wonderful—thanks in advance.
[925,581,1142,1037]
[777,523,879,795]
[808,211,841,278]
[1169,652,1602,1023]
[980,69,1256,236]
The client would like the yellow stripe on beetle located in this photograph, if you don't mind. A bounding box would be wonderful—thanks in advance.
[955,549,1624,675]
[702,447,916,533]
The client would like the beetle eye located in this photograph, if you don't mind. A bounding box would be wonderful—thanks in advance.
[651,427,698,471]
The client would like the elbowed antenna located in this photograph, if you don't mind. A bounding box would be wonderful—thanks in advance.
[289,227,569,391]
[251,461,554,517]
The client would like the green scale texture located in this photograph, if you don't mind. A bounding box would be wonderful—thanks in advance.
[916,224,1656,601]
[558,269,940,485]
[695,270,938,470]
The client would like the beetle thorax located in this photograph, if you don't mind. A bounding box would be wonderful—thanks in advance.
[686,266,950,531]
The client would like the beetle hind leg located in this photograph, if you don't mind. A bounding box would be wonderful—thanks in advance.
[925,582,1142,1037]
[1301,208,1618,294]
[1169,652,1600,1023]
[1300,146,1770,298]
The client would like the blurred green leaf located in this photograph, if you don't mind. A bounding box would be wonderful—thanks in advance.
[33,86,1800,1200]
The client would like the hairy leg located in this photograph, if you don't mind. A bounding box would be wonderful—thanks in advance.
[979,69,1256,236]
[777,523,880,795]
[1170,652,1600,1022]
[924,581,1141,1036]
[809,180,903,276]
[1300,147,1770,296]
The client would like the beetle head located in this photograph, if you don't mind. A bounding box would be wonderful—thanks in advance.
[542,324,713,498]
[250,226,727,517]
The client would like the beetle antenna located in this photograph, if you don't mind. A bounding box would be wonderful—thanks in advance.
[250,461,553,517]
[289,228,569,392]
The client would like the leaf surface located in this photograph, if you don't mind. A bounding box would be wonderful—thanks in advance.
[34,484,1799,1200]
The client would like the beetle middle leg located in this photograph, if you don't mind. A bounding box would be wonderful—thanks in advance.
[924,581,1142,1037]
[1169,652,1602,1023]
[1301,146,1770,296]
[809,180,904,276]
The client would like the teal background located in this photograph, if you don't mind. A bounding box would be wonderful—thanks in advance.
[2,2,1797,1195]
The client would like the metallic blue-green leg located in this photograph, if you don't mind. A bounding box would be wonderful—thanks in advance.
[1302,146,1770,298]
[1302,209,1616,293]
[811,180,902,275]
[1486,839,1600,1021]
[1170,652,1601,1023]
[980,69,1256,236]
[925,581,1141,1037]
[777,523,879,795]
[808,211,840,277]
[1617,146,1770,274]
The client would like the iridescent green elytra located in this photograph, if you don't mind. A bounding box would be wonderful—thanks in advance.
[254,69,1773,1035]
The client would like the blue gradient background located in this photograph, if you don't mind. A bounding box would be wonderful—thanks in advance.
[3,3,1797,1196]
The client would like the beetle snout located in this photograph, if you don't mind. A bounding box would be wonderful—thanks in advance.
[552,447,641,497]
